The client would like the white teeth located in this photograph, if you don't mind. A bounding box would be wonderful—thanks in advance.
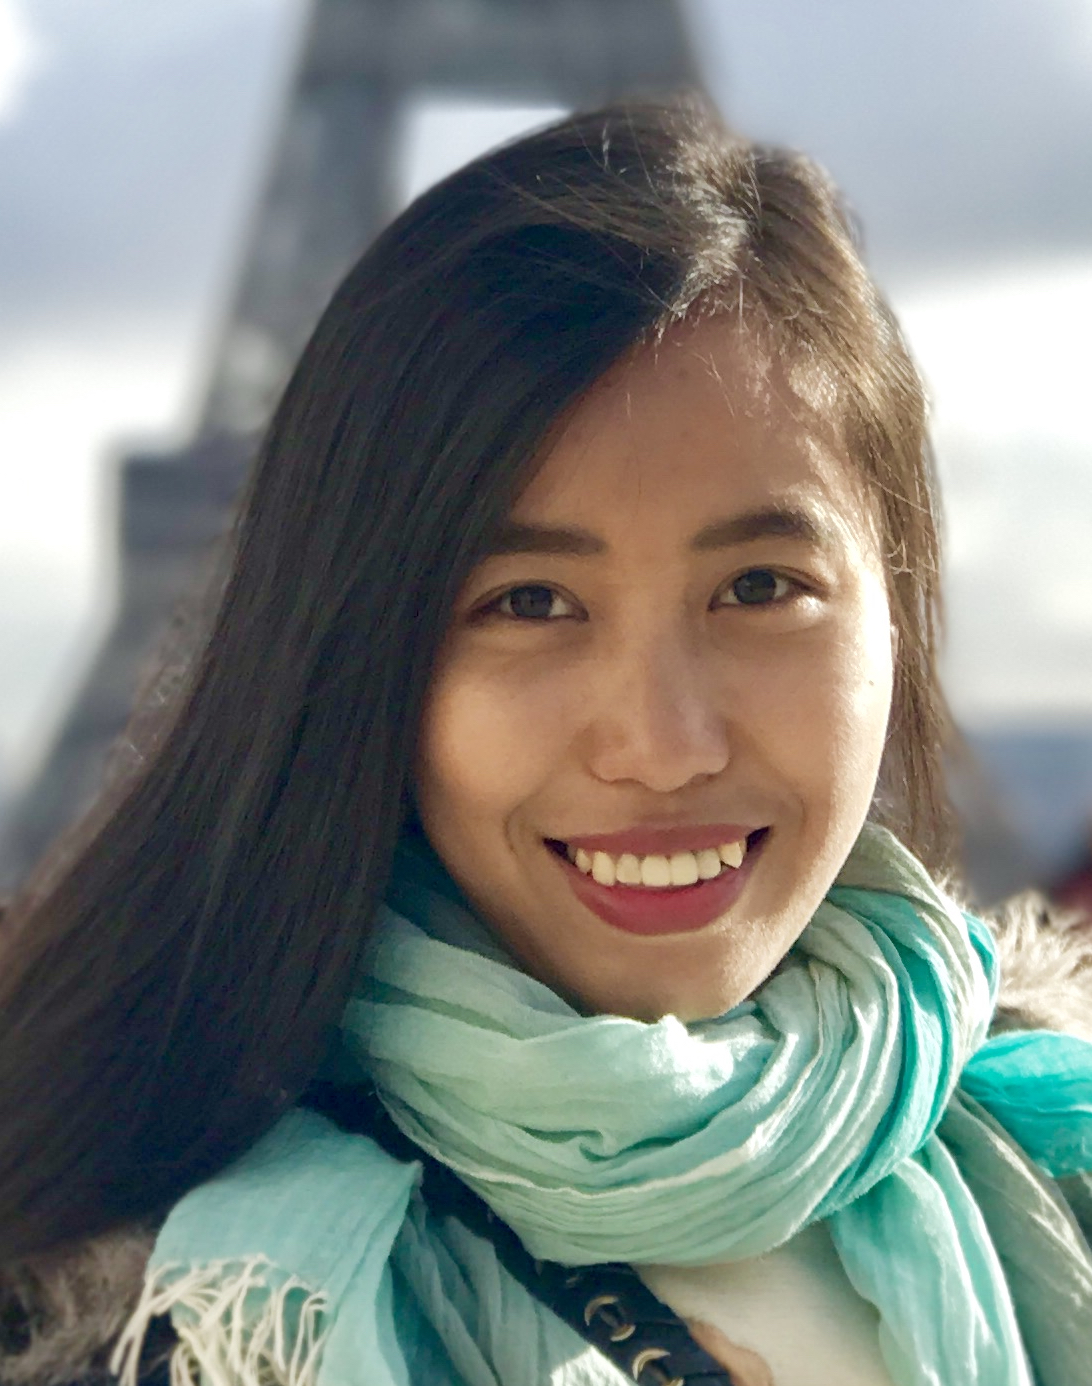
[668,851,700,887]
[696,847,722,880]
[719,841,745,868]
[591,851,616,886]
[615,853,642,886]
[639,854,672,887]
[564,838,749,887]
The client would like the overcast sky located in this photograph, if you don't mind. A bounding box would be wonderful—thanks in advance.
[1,0,1091,812]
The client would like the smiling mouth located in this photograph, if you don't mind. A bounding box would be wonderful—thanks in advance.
[544,830,768,936]
[545,830,767,889]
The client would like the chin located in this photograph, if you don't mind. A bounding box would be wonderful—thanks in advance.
[652,980,756,1024]
[567,950,766,1025]
[607,987,744,1026]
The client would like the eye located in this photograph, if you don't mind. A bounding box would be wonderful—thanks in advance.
[716,569,798,607]
[491,584,579,621]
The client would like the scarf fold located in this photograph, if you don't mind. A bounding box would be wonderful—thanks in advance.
[131,824,1092,1386]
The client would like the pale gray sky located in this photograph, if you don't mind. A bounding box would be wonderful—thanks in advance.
[1,0,1091,811]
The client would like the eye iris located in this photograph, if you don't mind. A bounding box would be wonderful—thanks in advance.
[508,585,556,619]
[732,570,779,605]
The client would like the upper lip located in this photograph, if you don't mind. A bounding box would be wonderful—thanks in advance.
[554,823,761,856]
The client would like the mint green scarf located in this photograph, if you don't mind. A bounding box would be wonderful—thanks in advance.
[118,825,1092,1386]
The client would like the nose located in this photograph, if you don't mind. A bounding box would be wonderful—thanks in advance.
[583,633,731,793]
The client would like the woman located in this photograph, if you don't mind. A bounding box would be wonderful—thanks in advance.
[1,98,1091,1386]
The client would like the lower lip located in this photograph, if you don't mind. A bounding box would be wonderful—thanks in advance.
[552,838,762,936]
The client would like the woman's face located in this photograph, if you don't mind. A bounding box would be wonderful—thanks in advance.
[416,319,895,1021]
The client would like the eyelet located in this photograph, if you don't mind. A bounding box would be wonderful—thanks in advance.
[631,1345,672,1377]
[583,1292,620,1325]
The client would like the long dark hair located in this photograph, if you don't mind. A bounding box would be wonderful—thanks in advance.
[0,96,949,1260]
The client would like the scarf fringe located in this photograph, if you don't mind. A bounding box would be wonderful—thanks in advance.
[109,1256,330,1386]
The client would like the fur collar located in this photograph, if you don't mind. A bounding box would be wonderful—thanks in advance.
[4,900,1091,1384]
[988,894,1092,1043]
[0,1229,156,1386]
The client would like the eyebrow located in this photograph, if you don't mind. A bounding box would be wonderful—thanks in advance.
[486,522,606,557]
[486,504,833,559]
[690,505,832,552]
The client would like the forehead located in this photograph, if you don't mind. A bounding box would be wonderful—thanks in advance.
[514,317,877,552]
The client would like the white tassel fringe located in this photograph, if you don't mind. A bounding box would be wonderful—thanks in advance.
[110,1256,330,1386]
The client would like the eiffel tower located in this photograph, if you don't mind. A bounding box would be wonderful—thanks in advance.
[0,0,698,888]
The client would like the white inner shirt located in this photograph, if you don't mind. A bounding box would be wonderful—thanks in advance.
[637,1222,895,1386]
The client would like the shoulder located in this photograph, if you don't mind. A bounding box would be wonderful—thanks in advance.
[0,1225,158,1386]
[987,892,1092,1042]
[0,1114,418,1386]
[980,897,1092,1247]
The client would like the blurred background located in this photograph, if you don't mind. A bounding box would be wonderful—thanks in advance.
[1,0,1090,905]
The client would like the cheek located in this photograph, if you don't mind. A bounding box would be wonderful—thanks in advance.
[757,582,893,830]
[849,576,896,729]
[820,582,896,812]
[416,656,579,825]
